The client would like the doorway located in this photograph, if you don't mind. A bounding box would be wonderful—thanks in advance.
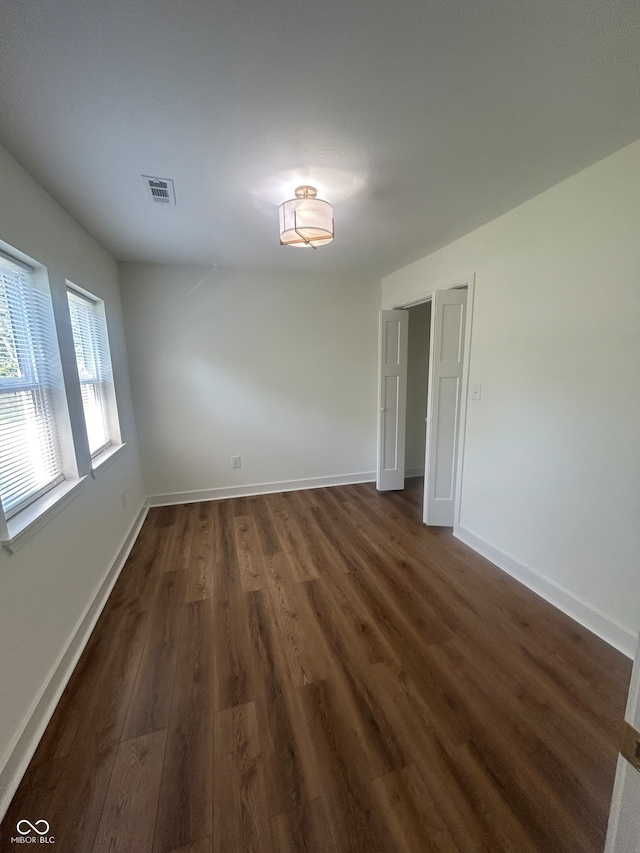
[404,300,431,505]
[376,276,474,528]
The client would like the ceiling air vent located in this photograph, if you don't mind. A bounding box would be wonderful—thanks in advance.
[142,175,176,206]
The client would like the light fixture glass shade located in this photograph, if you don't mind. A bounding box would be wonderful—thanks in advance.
[279,186,334,248]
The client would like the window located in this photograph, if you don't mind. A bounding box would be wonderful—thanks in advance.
[0,247,122,549]
[0,251,65,518]
[67,287,118,459]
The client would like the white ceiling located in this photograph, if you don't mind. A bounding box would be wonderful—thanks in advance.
[1,0,639,278]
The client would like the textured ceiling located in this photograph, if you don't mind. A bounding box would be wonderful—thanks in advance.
[1,0,640,277]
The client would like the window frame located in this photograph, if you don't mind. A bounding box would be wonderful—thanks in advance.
[0,249,68,521]
[66,282,122,473]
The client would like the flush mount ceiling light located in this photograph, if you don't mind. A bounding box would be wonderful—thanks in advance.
[279,186,334,249]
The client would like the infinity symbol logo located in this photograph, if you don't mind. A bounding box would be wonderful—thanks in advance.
[16,820,50,835]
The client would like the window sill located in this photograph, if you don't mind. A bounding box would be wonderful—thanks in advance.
[2,477,87,553]
[91,442,126,478]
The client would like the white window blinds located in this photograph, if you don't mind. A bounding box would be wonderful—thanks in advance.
[67,289,114,457]
[0,253,64,517]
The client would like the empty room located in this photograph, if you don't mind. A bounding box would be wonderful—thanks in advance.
[0,1,639,851]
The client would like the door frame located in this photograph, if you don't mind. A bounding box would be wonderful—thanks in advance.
[393,273,475,528]
[604,632,640,852]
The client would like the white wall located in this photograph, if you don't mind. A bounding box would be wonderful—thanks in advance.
[0,144,146,816]
[383,139,640,655]
[120,263,379,500]
[405,302,431,475]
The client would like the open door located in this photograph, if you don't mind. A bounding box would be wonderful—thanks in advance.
[605,635,640,852]
[376,310,408,491]
[423,288,467,526]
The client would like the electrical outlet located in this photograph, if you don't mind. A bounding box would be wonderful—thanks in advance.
[231,456,241,469]
[121,490,128,508]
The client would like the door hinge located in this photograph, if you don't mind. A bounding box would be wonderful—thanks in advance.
[620,720,640,772]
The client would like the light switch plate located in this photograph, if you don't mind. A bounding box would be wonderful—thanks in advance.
[470,382,481,401]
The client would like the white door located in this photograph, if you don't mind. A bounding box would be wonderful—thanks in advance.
[376,310,408,491]
[423,288,467,526]
[605,635,640,852]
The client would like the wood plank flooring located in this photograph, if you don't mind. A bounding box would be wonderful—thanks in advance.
[0,480,631,853]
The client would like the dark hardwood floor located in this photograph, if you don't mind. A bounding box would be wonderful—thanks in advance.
[0,480,631,853]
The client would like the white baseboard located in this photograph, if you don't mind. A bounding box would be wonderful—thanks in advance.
[147,472,377,507]
[404,467,425,478]
[454,524,637,659]
[0,503,149,822]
